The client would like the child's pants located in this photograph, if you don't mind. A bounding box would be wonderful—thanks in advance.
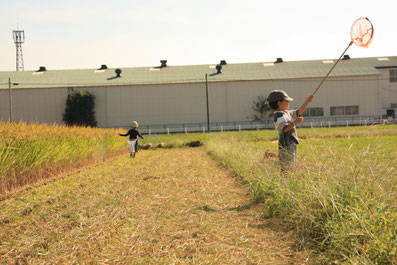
[127,140,138,153]
[279,144,297,171]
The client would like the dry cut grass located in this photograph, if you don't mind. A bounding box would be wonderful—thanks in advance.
[0,148,310,264]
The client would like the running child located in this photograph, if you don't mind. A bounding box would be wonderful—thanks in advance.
[119,121,145,158]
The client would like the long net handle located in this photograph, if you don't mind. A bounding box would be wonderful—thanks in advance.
[313,40,354,95]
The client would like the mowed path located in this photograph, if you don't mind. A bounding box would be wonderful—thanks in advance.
[0,148,307,264]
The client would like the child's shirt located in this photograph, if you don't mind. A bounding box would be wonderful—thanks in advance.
[120,129,144,140]
[273,110,299,148]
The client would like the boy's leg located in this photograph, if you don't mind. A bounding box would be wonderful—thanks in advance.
[279,144,297,172]
[127,140,133,156]
[127,140,137,157]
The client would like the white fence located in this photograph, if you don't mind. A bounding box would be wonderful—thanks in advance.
[116,115,395,135]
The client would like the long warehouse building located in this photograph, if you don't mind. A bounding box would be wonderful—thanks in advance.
[1,56,397,130]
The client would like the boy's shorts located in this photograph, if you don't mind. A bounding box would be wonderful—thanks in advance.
[127,140,138,153]
[279,144,297,171]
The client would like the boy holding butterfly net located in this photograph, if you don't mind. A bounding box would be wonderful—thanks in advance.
[267,90,314,172]
[267,17,373,172]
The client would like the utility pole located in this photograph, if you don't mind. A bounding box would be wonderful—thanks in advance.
[205,74,210,132]
[8,78,13,123]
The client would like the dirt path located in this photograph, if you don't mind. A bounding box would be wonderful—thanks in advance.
[0,148,308,264]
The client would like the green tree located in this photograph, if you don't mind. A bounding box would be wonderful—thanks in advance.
[250,95,273,122]
[63,91,97,127]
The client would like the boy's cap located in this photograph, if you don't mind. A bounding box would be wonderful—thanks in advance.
[267,90,294,102]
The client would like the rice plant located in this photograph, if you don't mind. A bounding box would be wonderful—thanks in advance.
[0,121,126,195]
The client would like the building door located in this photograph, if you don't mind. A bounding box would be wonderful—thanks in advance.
[386,109,395,119]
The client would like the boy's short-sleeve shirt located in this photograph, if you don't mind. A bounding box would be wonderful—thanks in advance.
[273,110,299,147]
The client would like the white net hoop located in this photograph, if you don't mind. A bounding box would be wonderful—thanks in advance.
[350,17,374,48]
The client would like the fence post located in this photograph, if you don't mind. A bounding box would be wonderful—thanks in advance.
[185,127,187,134]
[346,120,349,127]
[167,128,170,135]
[149,128,151,136]
[329,121,331,128]
[310,122,313,128]
[239,125,241,132]
[221,126,223,132]
[203,127,205,133]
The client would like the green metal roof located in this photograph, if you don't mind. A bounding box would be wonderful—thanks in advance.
[1,56,396,90]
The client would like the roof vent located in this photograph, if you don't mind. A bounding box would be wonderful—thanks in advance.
[275,58,283,63]
[216,64,222,74]
[220,60,227,65]
[115,68,122,77]
[98,64,108,70]
[160,60,167,68]
[36,66,47,72]
[342,55,350,60]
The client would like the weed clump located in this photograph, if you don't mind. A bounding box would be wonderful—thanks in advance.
[185,140,203,147]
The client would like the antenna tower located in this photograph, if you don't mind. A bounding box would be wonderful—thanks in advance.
[13,30,25,71]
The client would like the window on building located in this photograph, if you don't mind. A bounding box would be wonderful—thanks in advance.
[390,70,397,82]
[302,107,324,117]
[330,105,359,116]
[345,105,359,115]
[330,106,344,116]
[391,103,397,108]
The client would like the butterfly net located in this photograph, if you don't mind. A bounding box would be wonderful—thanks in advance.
[313,17,374,95]
[350,17,374,48]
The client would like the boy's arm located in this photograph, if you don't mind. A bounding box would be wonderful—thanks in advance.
[283,94,314,132]
[297,94,314,116]
[119,130,130,136]
[283,117,303,132]
[275,111,302,133]
[138,131,144,139]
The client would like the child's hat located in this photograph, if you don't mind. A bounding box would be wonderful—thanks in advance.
[267,90,294,102]
[131,121,138,128]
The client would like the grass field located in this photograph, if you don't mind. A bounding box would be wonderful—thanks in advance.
[1,123,396,264]
[202,126,397,264]
[141,125,397,263]
[0,148,309,264]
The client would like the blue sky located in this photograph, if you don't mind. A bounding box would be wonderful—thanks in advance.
[0,0,395,71]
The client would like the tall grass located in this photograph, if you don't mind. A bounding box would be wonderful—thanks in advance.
[0,121,126,195]
[205,126,397,264]
[2,121,396,263]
